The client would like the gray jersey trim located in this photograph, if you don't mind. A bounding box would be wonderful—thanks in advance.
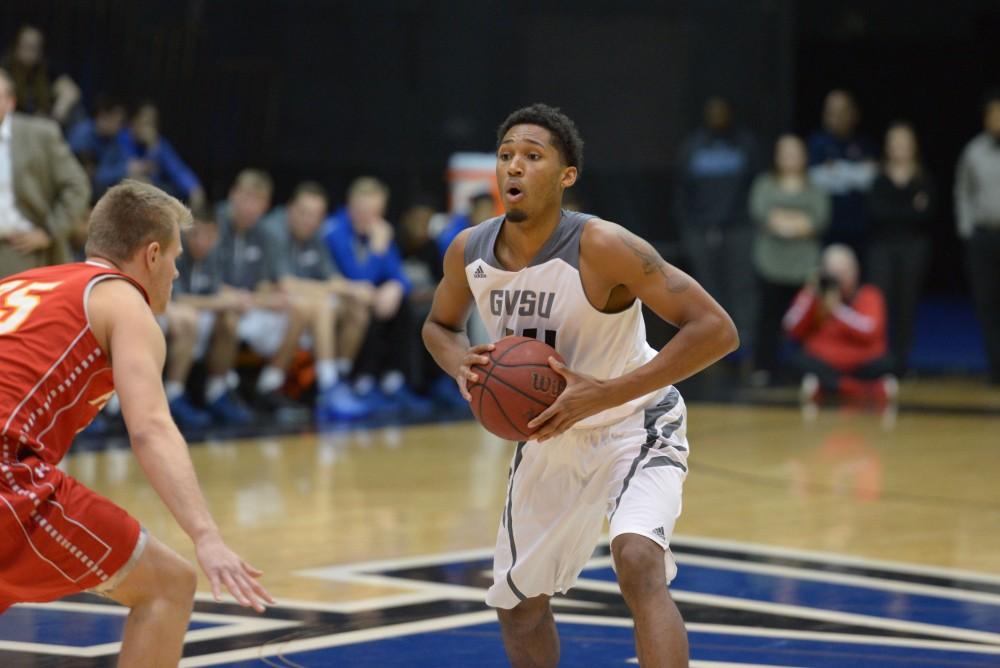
[464,210,593,271]
[503,441,528,602]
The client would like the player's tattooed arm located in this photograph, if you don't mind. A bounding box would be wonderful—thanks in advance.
[617,231,690,294]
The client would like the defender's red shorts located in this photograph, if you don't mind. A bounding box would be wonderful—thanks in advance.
[0,457,142,613]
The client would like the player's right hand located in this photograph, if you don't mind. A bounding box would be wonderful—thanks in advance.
[195,533,274,613]
[455,343,495,401]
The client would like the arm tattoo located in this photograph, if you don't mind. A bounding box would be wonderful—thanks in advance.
[618,232,691,294]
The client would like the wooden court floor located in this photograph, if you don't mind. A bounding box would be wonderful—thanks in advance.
[5,378,1000,666]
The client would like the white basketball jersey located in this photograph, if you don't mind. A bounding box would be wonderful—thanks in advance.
[464,211,663,429]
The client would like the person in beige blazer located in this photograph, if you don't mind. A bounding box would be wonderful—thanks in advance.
[0,68,89,277]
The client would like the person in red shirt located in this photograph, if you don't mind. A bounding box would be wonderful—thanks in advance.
[783,244,897,410]
[0,180,272,665]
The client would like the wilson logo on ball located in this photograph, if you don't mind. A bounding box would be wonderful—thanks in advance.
[531,372,566,397]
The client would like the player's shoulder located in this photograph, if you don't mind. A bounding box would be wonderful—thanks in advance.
[87,275,149,312]
[580,216,634,253]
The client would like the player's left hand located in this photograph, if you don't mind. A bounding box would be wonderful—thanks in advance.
[195,533,275,613]
[526,357,610,442]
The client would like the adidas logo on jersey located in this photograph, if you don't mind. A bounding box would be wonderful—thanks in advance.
[473,265,487,279]
[653,526,666,540]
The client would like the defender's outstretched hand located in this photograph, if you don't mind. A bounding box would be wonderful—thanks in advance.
[196,534,274,613]
[527,357,610,442]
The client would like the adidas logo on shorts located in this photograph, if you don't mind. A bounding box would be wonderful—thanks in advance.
[473,265,487,278]
[653,526,666,540]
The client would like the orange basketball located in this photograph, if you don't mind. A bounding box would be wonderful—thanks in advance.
[467,336,566,441]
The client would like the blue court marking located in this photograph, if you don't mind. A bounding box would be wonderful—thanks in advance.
[689,627,1000,667]
[581,564,1000,633]
[211,621,1000,667]
[0,605,218,647]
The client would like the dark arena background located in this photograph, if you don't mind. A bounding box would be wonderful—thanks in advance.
[0,1,998,666]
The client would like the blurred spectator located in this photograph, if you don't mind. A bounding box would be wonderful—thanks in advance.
[954,89,1000,386]
[216,169,311,422]
[436,191,496,258]
[808,90,877,255]
[749,134,831,384]
[324,177,430,411]
[96,101,205,208]
[0,68,89,278]
[784,244,895,410]
[271,181,373,420]
[400,198,464,406]
[67,95,127,197]
[1,25,81,127]
[674,96,760,347]
[867,122,936,376]
[169,208,254,427]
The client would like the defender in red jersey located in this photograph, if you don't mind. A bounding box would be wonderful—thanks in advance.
[0,181,272,665]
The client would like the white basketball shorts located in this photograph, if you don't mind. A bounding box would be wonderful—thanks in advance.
[486,386,688,609]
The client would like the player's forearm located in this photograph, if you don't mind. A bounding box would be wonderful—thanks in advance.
[605,314,738,406]
[422,319,471,378]
[130,419,220,542]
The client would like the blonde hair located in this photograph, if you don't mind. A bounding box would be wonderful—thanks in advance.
[85,180,190,262]
[347,176,389,201]
[232,168,274,196]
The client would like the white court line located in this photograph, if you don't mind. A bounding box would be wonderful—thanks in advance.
[575,552,1000,607]
[1,601,299,658]
[296,545,495,576]
[572,578,1000,646]
[179,610,498,667]
[671,534,1000,586]
[685,663,803,668]
[557,614,1000,656]
[296,534,1000,588]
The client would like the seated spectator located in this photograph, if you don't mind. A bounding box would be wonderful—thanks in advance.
[807,90,877,256]
[436,191,496,258]
[401,198,464,407]
[168,207,254,428]
[784,244,896,412]
[1,25,82,127]
[271,181,373,420]
[954,89,1000,386]
[96,101,205,208]
[68,95,127,196]
[867,122,936,376]
[749,134,830,386]
[215,169,311,422]
[324,177,430,411]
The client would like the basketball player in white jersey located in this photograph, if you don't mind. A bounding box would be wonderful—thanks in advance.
[423,104,739,667]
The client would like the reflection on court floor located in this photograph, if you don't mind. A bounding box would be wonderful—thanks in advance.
[4,536,1000,667]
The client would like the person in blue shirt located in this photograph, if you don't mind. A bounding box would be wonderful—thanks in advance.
[807,90,877,257]
[323,176,430,411]
[436,191,497,259]
[67,95,126,196]
[95,102,205,208]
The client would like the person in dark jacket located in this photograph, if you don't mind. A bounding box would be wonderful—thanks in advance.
[674,96,760,348]
[866,122,936,375]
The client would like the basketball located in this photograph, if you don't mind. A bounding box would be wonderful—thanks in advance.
[467,336,567,441]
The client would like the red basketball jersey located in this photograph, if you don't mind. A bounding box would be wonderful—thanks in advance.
[0,261,148,466]
[0,262,148,608]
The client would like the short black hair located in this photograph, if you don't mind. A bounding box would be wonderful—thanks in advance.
[496,103,584,173]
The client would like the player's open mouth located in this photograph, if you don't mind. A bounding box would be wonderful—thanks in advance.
[505,186,524,203]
